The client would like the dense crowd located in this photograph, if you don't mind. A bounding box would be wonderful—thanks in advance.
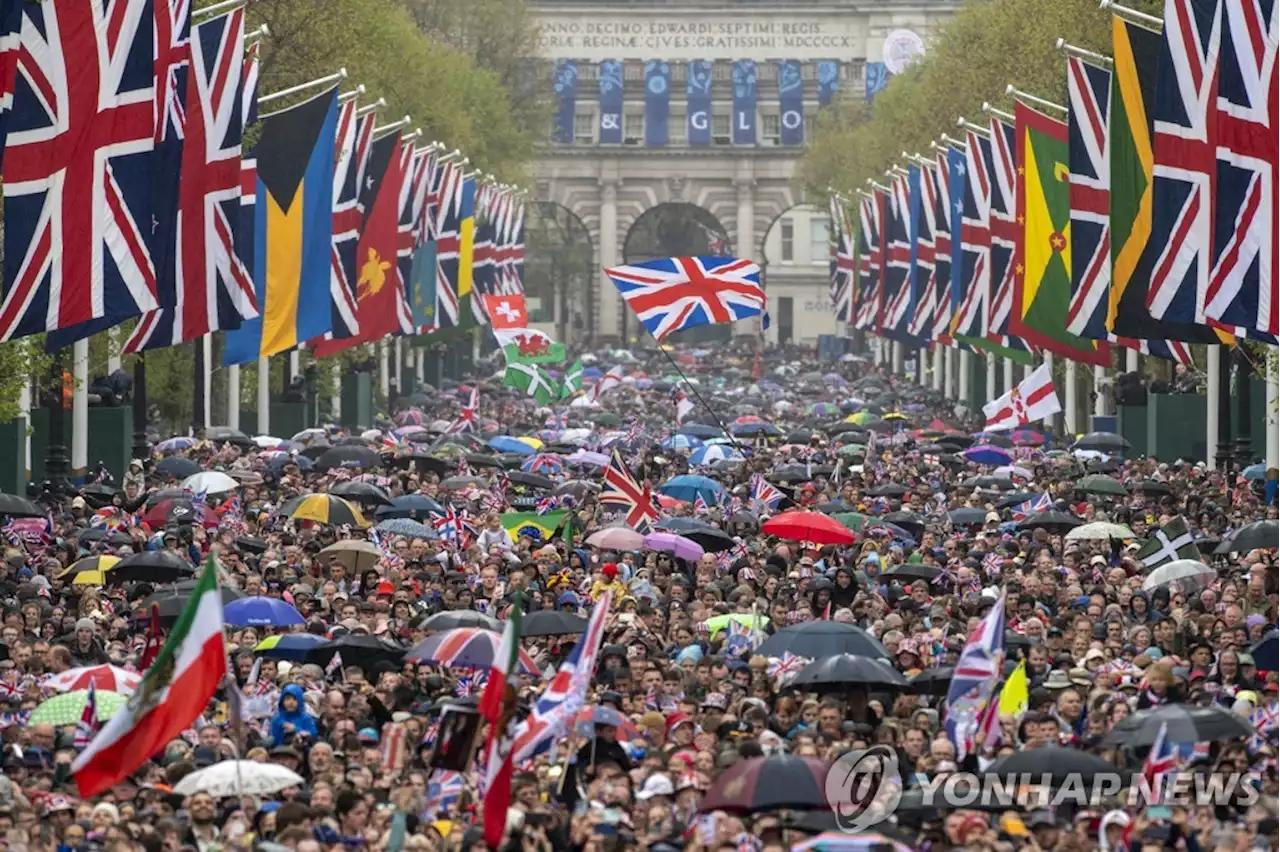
[0,341,1276,852]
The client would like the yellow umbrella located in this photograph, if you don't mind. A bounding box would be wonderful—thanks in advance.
[287,494,368,527]
[883,412,908,421]
[849,411,874,425]
[515,436,543,450]
[60,555,121,586]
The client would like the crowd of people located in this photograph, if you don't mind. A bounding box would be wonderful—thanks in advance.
[0,340,1276,852]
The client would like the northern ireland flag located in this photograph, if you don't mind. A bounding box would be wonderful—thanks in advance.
[73,557,226,797]
[982,363,1061,431]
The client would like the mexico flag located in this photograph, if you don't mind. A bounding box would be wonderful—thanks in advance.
[73,558,226,797]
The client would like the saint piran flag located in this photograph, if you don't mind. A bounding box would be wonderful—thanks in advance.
[777,60,804,146]
[644,60,670,147]
[552,59,577,144]
[732,60,757,145]
[598,60,623,144]
[817,60,840,107]
[687,59,713,146]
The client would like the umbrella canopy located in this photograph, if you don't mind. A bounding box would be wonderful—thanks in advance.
[789,654,909,692]
[63,554,121,586]
[0,492,48,517]
[488,436,535,456]
[43,665,142,694]
[572,705,640,739]
[1013,510,1082,533]
[110,551,194,585]
[907,666,954,696]
[984,745,1120,784]
[223,596,305,627]
[406,628,540,675]
[154,457,202,479]
[654,522,735,553]
[418,610,501,632]
[585,527,646,551]
[964,444,1013,466]
[880,564,941,584]
[373,518,437,538]
[313,445,382,471]
[757,621,889,660]
[661,433,703,451]
[318,540,383,573]
[1075,474,1128,496]
[1073,431,1131,451]
[141,583,244,623]
[1251,633,1277,671]
[947,507,988,526]
[700,755,831,814]
[690,444,744,465]
[253,634,329,661]
[521,610,588,637]
[881,511,926,538]
[1065,521,1136,541]
[329,480,393,506]
[173,761,305,797]
[376,493,444,520]
[762,511,857,545]
[1142,559,1214,592]
[790,833,914,852]
[205,426,253,447]
[1099,704,1256,748]
[180,471,238,495]
[286,494,368,527]
[1218,520,1279,553]
[660,474,724,503]
[31,690,128,725]
[642,531,705,561]
[305,635,406,670]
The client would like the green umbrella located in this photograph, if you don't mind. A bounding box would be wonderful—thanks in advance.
[31,690,128,726]
[590,412,621,427]
[832,512,871,532]
[1075,474,1128,496]
[703,612,771,639]
[836,444,866,459]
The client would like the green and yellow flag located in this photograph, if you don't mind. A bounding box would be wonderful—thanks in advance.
[500,511,570,542]
[1010,101,1110,367]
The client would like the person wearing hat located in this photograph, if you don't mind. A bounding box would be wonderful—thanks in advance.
[269,684,318,745]
[589,562,627,602]
[59,616,109,666]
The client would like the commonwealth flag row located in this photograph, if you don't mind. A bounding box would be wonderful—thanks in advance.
[827,0,1276,365]
[0,0,525,358]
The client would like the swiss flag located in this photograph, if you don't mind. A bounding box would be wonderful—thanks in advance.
[483,294,528,330]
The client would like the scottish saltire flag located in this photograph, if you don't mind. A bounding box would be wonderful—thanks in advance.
[932,151,955,345]
[828,195,856,322]
[879,173,914,342]
[907,163,938,339]
[945,589,1006,760]
[986,118,1033,361]
[854,192,884,330]
[950,133,990,344]
[124,7,257,352]
[605,256,765,340]
[1,0,159,341]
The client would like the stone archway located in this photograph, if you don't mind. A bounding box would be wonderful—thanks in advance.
[620,202,733,343]
[758,202,838,346]
[524,202,594,345]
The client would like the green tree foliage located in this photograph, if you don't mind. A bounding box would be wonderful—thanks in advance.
[0,339,52,423]
[802,0,1161,197]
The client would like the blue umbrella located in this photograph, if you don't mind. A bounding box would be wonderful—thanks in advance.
[154,456,201,479]
[157,436,196,452]
[660,474,724,503]
[1251,632,1277,671]
[730,422,782,437]
[267,454,314,472]
[662,434,703,451]
[225,596,305,627]
[376,493,444,520]
[488,436,535,456]
[583,367,603,379]
[1243,463,1267,481]
[964,444,1013,466]
[678,424,723,439]
[253,633,329,661]
[375,518,438,538]
[690,445,743,465]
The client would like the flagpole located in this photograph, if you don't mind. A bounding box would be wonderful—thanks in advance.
[192,0,243,19]
[338,84,366,105]
[1099,0,1163,31]
[373,116,412,139]
[1055,38,1113,65]
[981,103,1015,123]
[1005,85,1068,116]
[244,24,268,44]
[356,97,387,117]
[258,68,348,106]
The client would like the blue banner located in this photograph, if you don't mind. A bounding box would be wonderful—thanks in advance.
[687,59,712,146]
[598,59,623,144]
[645,60,670,146]
[732,60,757,145]
[865,61,890,101]
[552,59,577,143]
[777,59,804,146]
[907,163,922,323]
[947,146,967,315]
[817,60,840,107]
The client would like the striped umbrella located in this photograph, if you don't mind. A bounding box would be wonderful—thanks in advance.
[283,494,368,527]
[406,628,541,676]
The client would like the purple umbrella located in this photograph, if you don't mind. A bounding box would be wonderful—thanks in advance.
[964,444,1013,466]
[643,531,705,561]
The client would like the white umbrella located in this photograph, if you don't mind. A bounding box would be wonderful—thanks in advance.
[172,760,304,797]
[1066,522,1136,542]
[993,464,1034,481]
[253,435,284,449]
[1142,559,1214,592]
[181,471,238,495]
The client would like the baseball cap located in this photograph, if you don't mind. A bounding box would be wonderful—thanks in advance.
[635,773,674,800]
[701,692,727,710]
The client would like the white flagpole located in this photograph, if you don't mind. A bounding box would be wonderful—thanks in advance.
[227,364,241,430]
[1064,359,1078,434]
[257,356,271,437]
[1206,346,1221,469]
[258,68,348,107]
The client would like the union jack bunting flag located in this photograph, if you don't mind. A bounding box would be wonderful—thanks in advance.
[986,118,1030,355]
[854,191,884,330]
[907,162,938,340]
[1205,0,1277,340]
[1,0,159,341]
[433,159,463,327]
[327,100,368,341]
[604,256,765,340]
[951,133,990,342]
[828,194,856,323]
[1066,57,1114,342]
[880,172,914,341]
[126,7,256,352]
[931,150,955,344]
[600,451,661,531]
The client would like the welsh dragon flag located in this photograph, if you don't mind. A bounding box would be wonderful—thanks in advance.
[73,557,226,797]
[480,604,523,849]
[494,328,566,365]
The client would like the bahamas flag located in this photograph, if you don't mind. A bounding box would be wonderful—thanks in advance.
[224,88,337,365]
[1010,101,1110,367]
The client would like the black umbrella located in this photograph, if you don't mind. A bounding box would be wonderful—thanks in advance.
[867,483,909,498]
[699,755,830,814]
[947,507,988,526]
[506,471,554,491]
[789,654,909,692]
[329,481,393,506]
[1217,520,1278,553]
[77,484,123,510]
[961,475,1014,491]
[812,501,852,515]
[418,610,501,632]
[881,564,941,584]
[464,453,504,470]
[154,457,201,479]
[297,443,333,460]
[908,666,954,696]
[554,480,599,500]
[1099,704,1256,748]
[139,583,244,623]
[204,426,253,447]
[1013,510,1082,533]
[521,610,588,637]
[882,511,926,538]
[996,491,1041,510]
[756,621,890,661]
[772,464,815,483]
[76,528,132,546]
[935,434,974,449]
[388,452,452,474]
[1072,431,1132,451]
[235,536,268,554]
[110,552,195,584]
[305,635,406,670]
[984,746,1120,784]
[1130,479,1173,495]
[785,430,817,444]
[0,492,46,518]
[314,446,382,472]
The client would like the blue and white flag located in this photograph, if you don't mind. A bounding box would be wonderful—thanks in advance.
[816,60,840,107]
[732,60,757,145]
[551,59,577,143]
[687,59,713,145]
[777,59,804,145]
[598,59,623,144]
[644,60,669,147]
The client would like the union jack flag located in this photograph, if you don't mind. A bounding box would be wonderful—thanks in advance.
[829,194,857,322]
[125,7,257,352]
[510,592,612,763]
[424,770,463,817]
[1250,702,1279,752]
[854,190,884,330]
[74,680,99,750]
[880,172,914,341]
[1010,492,1052,521]
[432,505,473,548]
[1067,57,1114,342]
[723,619,758,658]
[392,142,427,335]
[1,0,160,341]
[433,160,464,328]
[986,118,1030,354]
[1205,0,1277,340]
[326,100,369,340]
[749,473,784,511]
[1143,721,1179,800]
[951,133,990,342]
[766,652,810,687]
[908,163,938,341]
[932,151,955,344]
[600,451,660,532]
[604,256,765,340]
[448,386,478,433]
[945,589,1005,760]
[454,671,486,697]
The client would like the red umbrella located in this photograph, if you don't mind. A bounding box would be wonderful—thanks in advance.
[44,665,142,694]
[761,511,857,545]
